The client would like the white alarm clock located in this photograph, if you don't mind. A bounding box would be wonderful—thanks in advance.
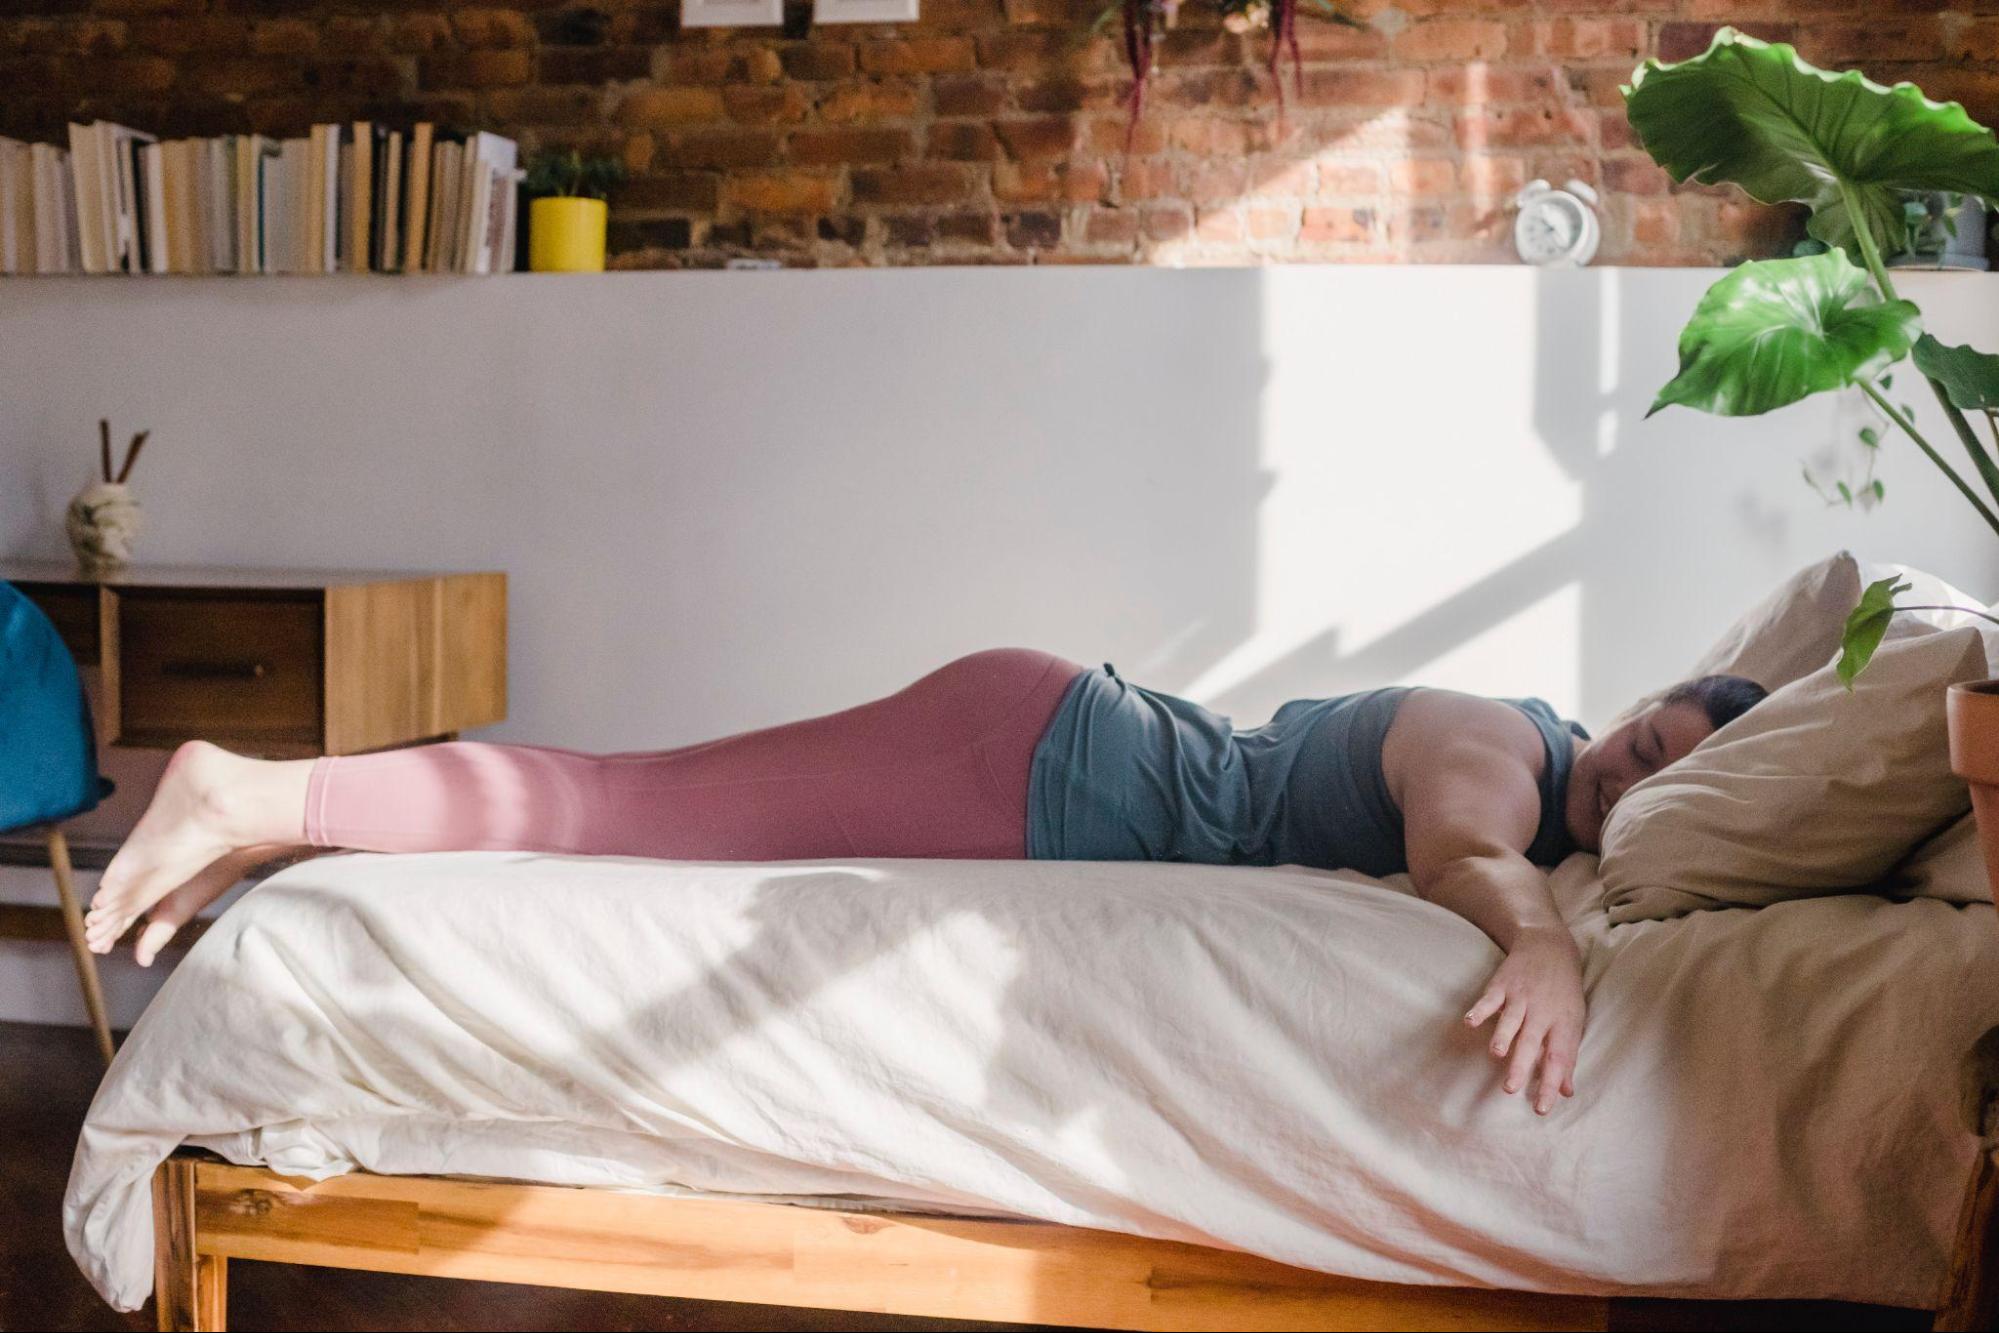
[1512,178,1601,267]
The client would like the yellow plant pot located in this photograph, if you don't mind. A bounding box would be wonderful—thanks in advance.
[529,196,608,273]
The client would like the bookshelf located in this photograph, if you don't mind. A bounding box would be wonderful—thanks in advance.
[0,121,524,278]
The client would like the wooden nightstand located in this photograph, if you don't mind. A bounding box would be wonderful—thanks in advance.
[3,562,507,756]
[0,561,507,1060]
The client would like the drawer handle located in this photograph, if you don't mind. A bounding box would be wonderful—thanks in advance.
[161,659,269,681]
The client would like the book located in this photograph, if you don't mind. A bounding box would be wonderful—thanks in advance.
[403,123,433,275]
[188,137,213,274]
[29,145,57,273]
[428,138,460,273]
[140,141,166,275]
[125,135,150,273]
[277,136,310,274]
[37,144,77,273]
[263,141,291,274]
[234,135,260,273]
[210,137,235,273]
[319,125,340,273]
[67,123,104,273]
[377,128,400,271]
[452,131,514,274]
[487,166,522,274]
[459,155,488,274]
[347,121,372,273]
[104,122,153,272]
[0,137,30,274]
[304,125,324,274]
[161,138,187,274]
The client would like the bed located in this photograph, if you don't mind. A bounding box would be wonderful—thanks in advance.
[59,847,1999,1330]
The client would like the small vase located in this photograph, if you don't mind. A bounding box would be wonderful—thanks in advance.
[528,196,608,273]
[65,481,142,574]
[1948,681,1999,906]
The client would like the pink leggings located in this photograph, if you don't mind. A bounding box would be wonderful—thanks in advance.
[304,647,1089,861]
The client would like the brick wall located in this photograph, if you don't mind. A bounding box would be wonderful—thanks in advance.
[0,1,1987,267]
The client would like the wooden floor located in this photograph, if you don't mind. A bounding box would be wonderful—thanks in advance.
[0,1019,1935,1333]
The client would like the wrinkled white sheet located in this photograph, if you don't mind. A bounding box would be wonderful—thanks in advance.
[65,851,1999,1312]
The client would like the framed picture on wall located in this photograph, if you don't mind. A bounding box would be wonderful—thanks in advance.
[683,0,782,26]
[812,0,919,21]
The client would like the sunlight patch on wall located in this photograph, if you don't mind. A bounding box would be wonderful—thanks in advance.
[1596,268,1621,460]
[1183,268,1583,714]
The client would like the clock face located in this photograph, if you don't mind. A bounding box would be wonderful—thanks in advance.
[1515,193,1594,266]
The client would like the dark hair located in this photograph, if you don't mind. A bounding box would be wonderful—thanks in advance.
[1660,674,1768,732]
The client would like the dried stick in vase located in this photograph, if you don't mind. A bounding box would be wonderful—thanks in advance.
[115,431,149,484]
[98,419,112,484]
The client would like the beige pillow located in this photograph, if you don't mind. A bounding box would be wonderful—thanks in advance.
[1684,550,1861,688]
[1884,814,1991,906]
[1600,626,1989,923]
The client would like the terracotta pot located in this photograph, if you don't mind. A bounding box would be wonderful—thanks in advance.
[1948,680,1999,905]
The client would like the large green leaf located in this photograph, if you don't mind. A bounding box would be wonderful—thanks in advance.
[1650,250,1921,417]
[1837,576,1910,689]
[1624,28,1999,257]
[1913,334,1999,411]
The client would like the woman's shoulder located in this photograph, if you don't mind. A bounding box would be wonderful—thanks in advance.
[1386,688,1548,765]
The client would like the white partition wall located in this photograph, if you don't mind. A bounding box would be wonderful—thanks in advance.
[4,265,1996,1024]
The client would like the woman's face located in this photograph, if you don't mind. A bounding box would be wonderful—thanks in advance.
[1564,700,1715,852]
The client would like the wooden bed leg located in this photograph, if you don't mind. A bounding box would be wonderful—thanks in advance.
[153,1159,226,1332]
[1936,1027,1999,1332]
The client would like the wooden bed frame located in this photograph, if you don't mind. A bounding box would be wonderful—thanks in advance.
[147,1030,1999,1333]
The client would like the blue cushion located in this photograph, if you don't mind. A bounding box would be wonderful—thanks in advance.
[0,579,106,831]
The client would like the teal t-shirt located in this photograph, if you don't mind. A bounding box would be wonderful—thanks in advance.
[1025,664,1586,875]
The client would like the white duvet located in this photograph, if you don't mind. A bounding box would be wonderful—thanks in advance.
[65,851,1999,1312]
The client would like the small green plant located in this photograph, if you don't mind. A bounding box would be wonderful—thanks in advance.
[1624,29,1999,683]
[522,150,627,202]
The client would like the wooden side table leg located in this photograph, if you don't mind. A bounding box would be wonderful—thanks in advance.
[1937,1027,1999,1331]
[48,827,115,1065]
[154,1159,227,1332]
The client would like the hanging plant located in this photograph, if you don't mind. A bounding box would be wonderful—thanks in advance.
[1095,0,1362,147]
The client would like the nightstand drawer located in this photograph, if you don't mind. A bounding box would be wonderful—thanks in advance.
[118,591,324,749]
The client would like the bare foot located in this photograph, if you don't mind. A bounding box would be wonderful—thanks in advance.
[130,843,312,967]
[86,741,304,955]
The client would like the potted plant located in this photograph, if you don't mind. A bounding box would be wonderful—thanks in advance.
[1883,192,1991,271]
[1622,29,1999,896]
[523,150,627,274]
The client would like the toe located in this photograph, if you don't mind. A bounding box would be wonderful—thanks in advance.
[134,920,178,967]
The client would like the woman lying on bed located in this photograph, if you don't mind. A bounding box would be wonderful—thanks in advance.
[83,647,1764,1115]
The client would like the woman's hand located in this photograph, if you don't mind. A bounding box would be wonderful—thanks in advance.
[1464,928,1585,1115]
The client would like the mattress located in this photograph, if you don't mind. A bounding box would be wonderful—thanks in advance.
[64,850,1999,1312]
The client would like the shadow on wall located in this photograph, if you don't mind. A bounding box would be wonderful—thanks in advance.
[1188,266,1998,734]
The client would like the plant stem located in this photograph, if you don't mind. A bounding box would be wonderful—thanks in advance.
[1840,180,1999,512]
[1861,381,1999,538]
[1901,603,1999,630]
[1936,378,1999,511]
[1842,182,1900,305]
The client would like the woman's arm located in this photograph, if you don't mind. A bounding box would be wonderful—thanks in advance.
[1386,694,1585,1115]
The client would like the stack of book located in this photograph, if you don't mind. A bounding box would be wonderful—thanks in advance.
[0,121,524,276]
